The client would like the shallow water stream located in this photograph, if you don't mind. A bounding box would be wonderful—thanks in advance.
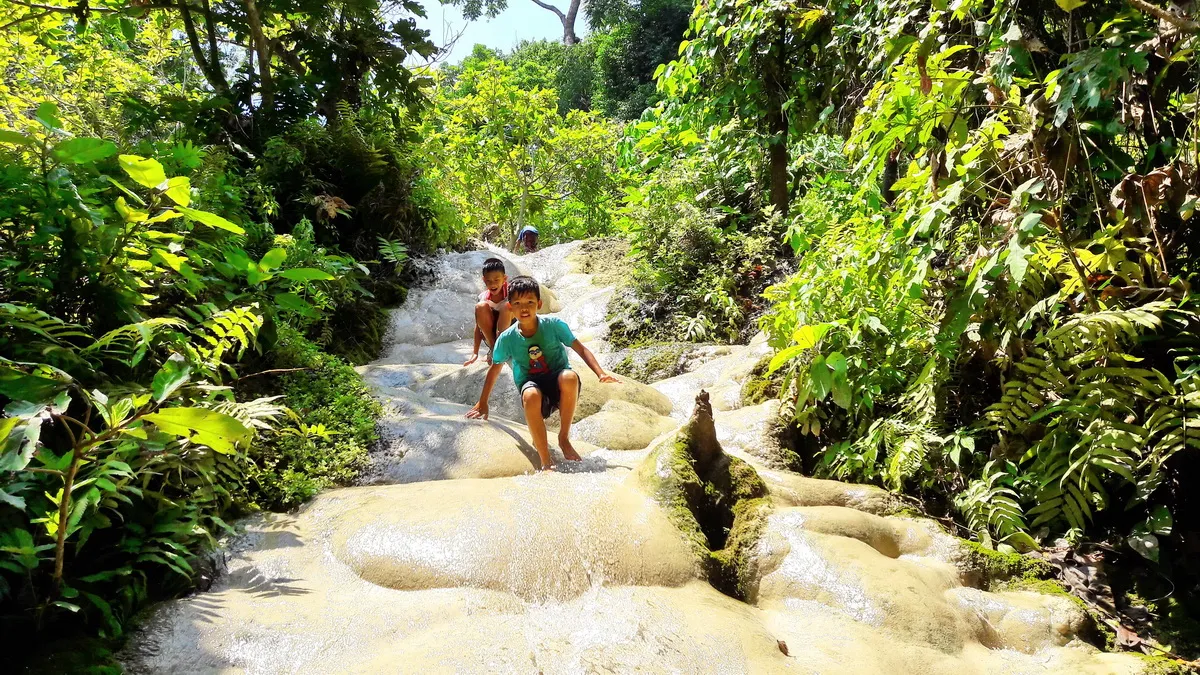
[121,242,1145,674]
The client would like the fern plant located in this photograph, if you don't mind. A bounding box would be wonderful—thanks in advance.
[984,302,1197,536]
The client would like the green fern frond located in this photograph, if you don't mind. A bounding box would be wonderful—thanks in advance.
[954,461,1033,549]
[206,395,288,431]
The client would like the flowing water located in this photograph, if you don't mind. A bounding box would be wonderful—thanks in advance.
[121,242,1146,674]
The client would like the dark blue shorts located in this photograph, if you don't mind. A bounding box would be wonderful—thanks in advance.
[521,370,581,418]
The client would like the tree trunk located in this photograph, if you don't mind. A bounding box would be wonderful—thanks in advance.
[765,16,789,217]
[243,0,274,110]
[178,0,228,95]
[561,0,580,45]
[529,0,579,45]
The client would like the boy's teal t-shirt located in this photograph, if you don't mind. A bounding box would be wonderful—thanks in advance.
[492,316,576,386]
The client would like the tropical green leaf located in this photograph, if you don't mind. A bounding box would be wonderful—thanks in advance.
[278,268,335,282]
[119,155,167,189]
[143,407,251,454]
[260,248,287,271]
[176,206,244,234]
[151,354,191,403]
[274,292,318,317]
[164,176,191,206]
[52,138,117,164]
[0,130,37,146]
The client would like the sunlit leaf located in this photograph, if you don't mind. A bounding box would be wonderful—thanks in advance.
[164,176,191,206]
[119,155,167,189]
[278,268,335,282]
[143,407,251,454]
[151,354,190,403]
[176,206,244,234]
[52,138,117,164]
[35,102,63,131]
[260,248,287,270]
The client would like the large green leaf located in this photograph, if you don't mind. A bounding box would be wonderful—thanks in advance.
[1006,235,1031,287]
[151,354,190,403]
[176,206,245,235]
[164,176,191,206]
[52,138,117,164]
[274,292,318,317]
[260,248,287,271]
[0,415,43,472]
[0,372,69,403]
[0,130,38,146]
[143,407,251,454]
[767,344,806,374]
[278,268,335,282]
[793,323,834,350]
[35,102,63,132]
[119,155,167,189]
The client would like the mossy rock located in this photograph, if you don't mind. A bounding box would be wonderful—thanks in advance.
[611,343,694,383]
[956,538,1055,589]
[740,355,781,407]
[570,238,634,287]
[709,497,772,601]
[1134,654,1197,675]
[636,390,773,600]
[993,577,1116,650]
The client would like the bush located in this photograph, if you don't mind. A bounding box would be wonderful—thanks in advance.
[240,327,381,511]
[613,149,789,346]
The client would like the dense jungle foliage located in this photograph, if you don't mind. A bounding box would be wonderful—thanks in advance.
[2,0,1198,664]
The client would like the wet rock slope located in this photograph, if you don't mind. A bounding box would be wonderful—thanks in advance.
[122,242,1146,674]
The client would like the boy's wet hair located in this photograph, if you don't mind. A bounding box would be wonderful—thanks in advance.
[482,258,506,275]
[507,275,540,301]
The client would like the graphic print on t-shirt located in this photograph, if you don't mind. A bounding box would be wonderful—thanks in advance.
[527,344,549,375]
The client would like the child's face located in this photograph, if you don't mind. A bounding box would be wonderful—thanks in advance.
[482,270,506,293]
[507,291,541,320]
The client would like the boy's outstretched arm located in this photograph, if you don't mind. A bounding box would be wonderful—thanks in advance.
[570,339,619,383]
[466,362,504,419]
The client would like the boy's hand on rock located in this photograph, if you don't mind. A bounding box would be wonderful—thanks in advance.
[465,402,488,420]
[463,353,479,367]
[598,373,620,384]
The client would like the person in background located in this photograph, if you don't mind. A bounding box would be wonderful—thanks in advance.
[517,225,539,253]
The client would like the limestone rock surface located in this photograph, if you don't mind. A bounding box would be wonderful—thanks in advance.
[122,242,1147,675]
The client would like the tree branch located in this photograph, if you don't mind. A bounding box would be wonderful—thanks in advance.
[0,10,53,31]
[1126,0,1200,32]
[528,0,565,21]
[243,0,274,109]
[178,0,228,94]
[202,0,221,75]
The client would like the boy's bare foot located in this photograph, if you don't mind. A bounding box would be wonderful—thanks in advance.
[559,436,582,461]
[539,462,555,472]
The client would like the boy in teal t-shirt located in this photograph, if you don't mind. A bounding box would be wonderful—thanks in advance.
[466,275,619,470]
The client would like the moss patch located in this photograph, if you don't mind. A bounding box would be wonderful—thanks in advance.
[994,577,1114,649]
[1134,654,1196,675]
[957,539,1055,589]
[1126,593,1200,661]
[572,238,635,288]
[611,343,693,383]
[740,355,782,407]
[709,497,772,600]
[638,391,773,600]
